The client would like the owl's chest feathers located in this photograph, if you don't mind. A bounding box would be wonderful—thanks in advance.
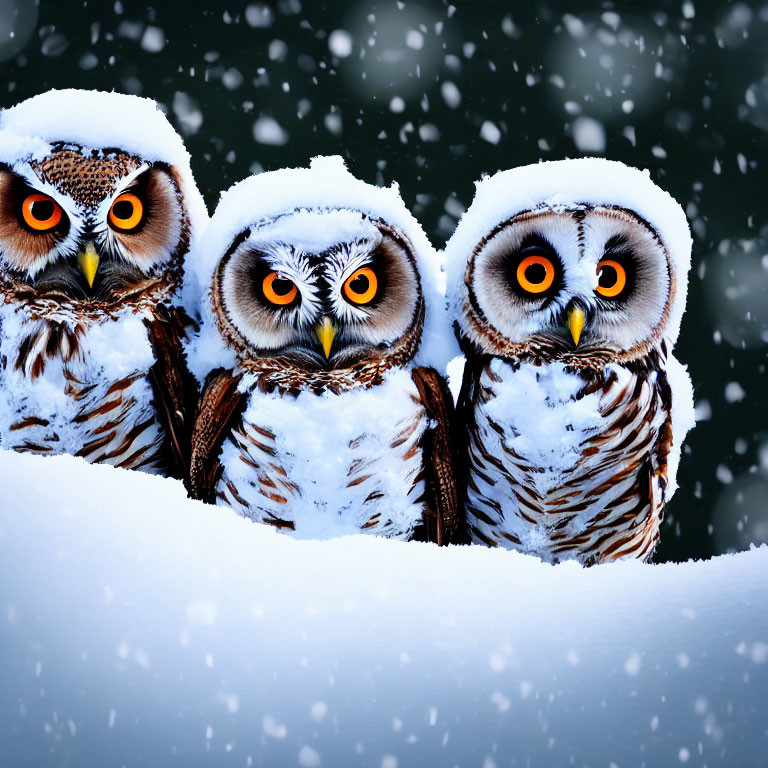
[216,371,429,539]
[0,310,165,471]
[466,358,668,561]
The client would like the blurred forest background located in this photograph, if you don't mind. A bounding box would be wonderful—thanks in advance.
[0,0,766,562]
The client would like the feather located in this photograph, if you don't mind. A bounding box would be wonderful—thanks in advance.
[187,369,248,503]
[410,366,463,545]
[145,302,199,481]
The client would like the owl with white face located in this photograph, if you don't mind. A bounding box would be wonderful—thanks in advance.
[0,90,205,476]
[186,157,459,543]
[446,158,695,564]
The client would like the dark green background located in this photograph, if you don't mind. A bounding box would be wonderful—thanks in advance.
[2,0,767,561]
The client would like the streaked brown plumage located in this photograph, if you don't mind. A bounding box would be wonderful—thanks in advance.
[458,353,673,562]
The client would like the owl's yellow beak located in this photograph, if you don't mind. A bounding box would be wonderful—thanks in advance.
[78,242,100,288]
[567,306,586,346]
[316,316,336,359]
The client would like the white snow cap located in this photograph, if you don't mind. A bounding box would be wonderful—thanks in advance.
[2,89,190,167]
[0,89,208,251]
[186,156,455,379]
[445,158,692,348]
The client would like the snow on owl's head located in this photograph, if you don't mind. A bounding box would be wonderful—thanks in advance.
[0,89,205,315]
[446,158,692,367]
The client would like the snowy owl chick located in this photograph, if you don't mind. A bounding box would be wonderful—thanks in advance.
[185,157,460,543]
[446,158,695,563]
[0,90,206,477]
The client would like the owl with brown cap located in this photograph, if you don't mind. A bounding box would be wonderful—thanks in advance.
[0,89,206,476]
[184,157,459,544]
[446,159,695,564]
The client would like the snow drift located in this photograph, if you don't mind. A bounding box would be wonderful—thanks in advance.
[1,450,766,767]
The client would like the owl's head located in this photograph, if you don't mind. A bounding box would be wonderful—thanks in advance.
[446,159,692,368]
[187,157,443,392]
[0,89,206,317]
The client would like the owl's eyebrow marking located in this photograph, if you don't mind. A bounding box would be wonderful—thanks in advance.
[603,234,631,258]
[223,229,251,261]
[518,232,557,254]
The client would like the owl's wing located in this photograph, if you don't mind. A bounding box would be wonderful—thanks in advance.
[644,369,676,562]
[187,369,248,503]
[653,368,675,497]
[410,366,462,545]
[454,353,495,546]
[145,304,200,481]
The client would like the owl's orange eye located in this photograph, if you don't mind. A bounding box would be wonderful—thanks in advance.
[21,194,62,231]
[262,271,298,305]
[516,254,555,294]
[343,267,378,304]
[595,259,627,298]
[108,193,144,231]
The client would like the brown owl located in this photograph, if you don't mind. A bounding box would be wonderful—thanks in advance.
[446,158,695,563]
[184,157,460,544]
[0,89,206,477]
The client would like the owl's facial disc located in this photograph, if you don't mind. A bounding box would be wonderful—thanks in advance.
[0,151,186,305]
[462,206,674,362]
[215,221,422,371]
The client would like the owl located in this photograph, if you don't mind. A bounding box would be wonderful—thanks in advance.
[185,156,459,544]
[446,158,695,564]
[0,89,206,477]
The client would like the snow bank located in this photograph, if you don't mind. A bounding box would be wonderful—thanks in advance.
[444,158,692,348]
[1,450,765,767]
[0,89,208,251]
[185,156,456,378]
